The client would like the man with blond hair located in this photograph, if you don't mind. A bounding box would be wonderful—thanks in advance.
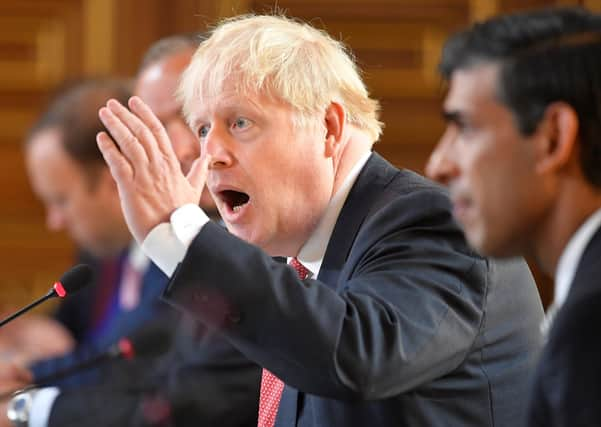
[98,14,543,426]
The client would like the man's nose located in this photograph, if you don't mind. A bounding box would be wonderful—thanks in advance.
[426,128,459,185]
[203,124,233,169]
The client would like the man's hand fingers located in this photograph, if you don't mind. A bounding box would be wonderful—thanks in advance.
[97,131,134,182]
[187,154,211,194]
[99,104,149,166]
[0,361,32,385]
[128,96,179,165]
[12,365,32,384]
[106,99,163,164]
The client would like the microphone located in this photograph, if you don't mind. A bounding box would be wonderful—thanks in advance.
[0,325,173,399]
[0,264,94,328]
[32,325,172,388]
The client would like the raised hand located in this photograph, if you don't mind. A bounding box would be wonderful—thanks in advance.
[0,360,32,395]
[97,96,210,243]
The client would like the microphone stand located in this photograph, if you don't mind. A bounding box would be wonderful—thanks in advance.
[0,344,123,401]
[0,290,55,328]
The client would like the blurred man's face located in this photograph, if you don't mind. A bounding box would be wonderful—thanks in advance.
[25,128,129,256]
[135,50,216,213]
[186,82,335,256]
[426,63,552,257]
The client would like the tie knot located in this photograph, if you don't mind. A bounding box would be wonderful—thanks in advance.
[289,257,310,280]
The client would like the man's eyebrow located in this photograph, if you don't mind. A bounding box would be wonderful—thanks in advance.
[442,110,464,124]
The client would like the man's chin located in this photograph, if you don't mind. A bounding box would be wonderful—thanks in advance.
[468,233,517,259]
[224,224,250,241]
[202,206,222,221]
[464,228,491,256]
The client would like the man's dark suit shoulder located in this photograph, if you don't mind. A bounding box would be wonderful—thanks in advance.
[530,225,601,427]
[164,153,543,426]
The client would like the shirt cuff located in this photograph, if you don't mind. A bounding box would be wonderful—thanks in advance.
[29,387,60,427]
[142,204,209,276]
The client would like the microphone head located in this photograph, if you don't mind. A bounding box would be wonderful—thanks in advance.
[117,338,135,360]
[53,264,94,298]
[120,324,174,361]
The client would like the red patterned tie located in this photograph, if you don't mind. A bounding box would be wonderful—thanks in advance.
[257,257,310,427]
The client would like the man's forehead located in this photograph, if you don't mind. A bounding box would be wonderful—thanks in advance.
[137,74,181,118]
[444,63,500,112]
[188,87,275,121]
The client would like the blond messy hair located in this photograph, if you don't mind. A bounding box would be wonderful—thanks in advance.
[179,14,383,142]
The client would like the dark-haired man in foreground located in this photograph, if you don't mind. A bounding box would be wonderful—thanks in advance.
[427,6,601,426]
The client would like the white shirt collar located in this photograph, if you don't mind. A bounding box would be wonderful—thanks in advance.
[289,152,372,277]
[554,207,601,309]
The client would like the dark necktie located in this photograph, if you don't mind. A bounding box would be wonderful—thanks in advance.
[257,257,310,427]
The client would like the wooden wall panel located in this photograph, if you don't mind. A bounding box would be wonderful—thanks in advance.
[0,0,84,309]
[113,0,217,76]
[1,0,593,309]
[248,0,587,176]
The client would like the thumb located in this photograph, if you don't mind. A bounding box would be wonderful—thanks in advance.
[7,362,32,384]
[187,154,211,196]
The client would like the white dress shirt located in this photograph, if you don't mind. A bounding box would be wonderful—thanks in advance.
[543,207,601,334]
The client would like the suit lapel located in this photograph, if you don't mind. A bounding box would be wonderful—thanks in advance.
[141,262,168,300]
[276,153,398,426]
[318,153,398,288]
[565,224,601,303]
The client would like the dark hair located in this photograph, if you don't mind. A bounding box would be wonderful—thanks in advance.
[137,33,206,74]
[26,78,132,182]
[440,7,601,188]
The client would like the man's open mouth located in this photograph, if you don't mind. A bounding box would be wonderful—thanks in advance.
[220,189,250,213]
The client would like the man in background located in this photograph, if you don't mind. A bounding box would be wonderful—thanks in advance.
[20,79,171,389]
[0,79,177,423]
[1,35,260,427]
[134,34,218,219]
[426,6,601,426]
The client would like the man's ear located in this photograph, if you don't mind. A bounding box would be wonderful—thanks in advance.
[324,101,345,157]
[535,102,579,175]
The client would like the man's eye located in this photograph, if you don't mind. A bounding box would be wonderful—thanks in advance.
[198,125,210,138]
[450,120,471,135]
[233,117,251,129]
[51,197,67,208]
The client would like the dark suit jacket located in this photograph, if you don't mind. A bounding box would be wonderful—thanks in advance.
[529,224,601,426]
[47,313,261,427]
[30,255,171,388]
[164,153,544,426]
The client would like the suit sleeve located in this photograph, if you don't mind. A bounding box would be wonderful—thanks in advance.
[163,186,487,400]
[29,341,108,388]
